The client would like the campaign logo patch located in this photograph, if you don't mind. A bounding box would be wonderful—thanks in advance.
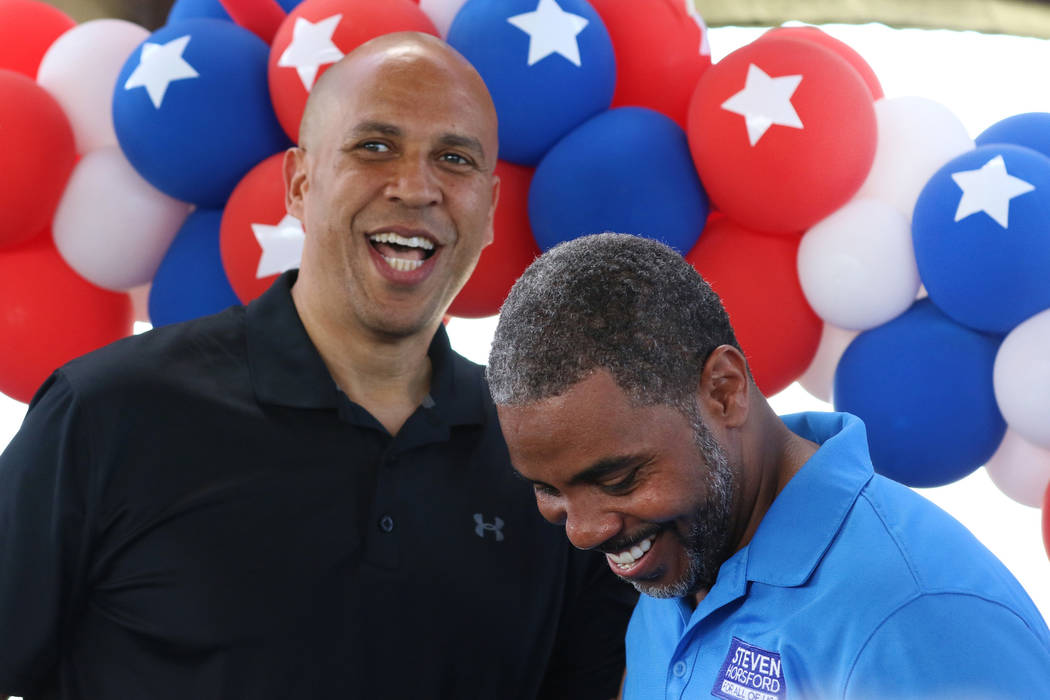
[711,637,787,700]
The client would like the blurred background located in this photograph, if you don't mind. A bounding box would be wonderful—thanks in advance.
[37,0,1050,36]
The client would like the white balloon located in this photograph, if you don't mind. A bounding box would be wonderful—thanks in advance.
[797,198,919,331]
[798,323,860,403]
[854,96,974,220]
[37,19,150,154]
[420,0,470,37]
[53,146,191,291]
[127,282,152,324]
[993,307,1050,449]
[985,429,1050,508]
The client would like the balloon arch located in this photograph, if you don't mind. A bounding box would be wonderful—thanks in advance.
[0,0,1049,554]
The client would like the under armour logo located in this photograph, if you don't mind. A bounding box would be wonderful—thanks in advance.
[473,513,505,541]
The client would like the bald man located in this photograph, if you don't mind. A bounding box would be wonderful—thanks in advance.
[0,33,635,700]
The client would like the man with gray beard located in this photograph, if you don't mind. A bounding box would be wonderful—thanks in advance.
[487,233,1050,699]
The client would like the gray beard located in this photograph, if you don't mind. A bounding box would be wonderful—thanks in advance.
[629,415,736,599]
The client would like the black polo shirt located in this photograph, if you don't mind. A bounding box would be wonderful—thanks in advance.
[0,272,636,700]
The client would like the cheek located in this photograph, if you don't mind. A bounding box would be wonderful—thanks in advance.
[451,184,496,231]
[632,484,698,523]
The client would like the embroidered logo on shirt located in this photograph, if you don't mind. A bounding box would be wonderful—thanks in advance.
[712,637,786,700]
[473,513,505,541]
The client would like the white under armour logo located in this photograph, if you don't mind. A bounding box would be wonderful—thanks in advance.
[473,513,505,541]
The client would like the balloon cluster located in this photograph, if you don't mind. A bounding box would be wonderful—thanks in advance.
[1,0,1049,550]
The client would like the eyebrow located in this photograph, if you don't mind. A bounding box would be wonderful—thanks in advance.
[568,455,651,486]
[347,121,402,141]
[510,453,653,491]
[348,121,487,161]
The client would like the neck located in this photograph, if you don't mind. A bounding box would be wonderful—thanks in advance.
[692,389,818,609]
[291,281,439,436]
[731,388,819,555]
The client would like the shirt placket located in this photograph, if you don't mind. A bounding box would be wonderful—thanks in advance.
[665,551,750,700]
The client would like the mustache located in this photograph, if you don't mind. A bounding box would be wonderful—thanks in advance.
[597,524,666,554]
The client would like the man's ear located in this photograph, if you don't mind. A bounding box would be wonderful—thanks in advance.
[284,147,308,220]
[698,345,750,428]
[482,174,500,249]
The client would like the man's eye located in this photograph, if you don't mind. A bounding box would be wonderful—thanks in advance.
[360,142,390,152]
[533,482,561,498]
[601,470,639,495]
[440,152,471,166]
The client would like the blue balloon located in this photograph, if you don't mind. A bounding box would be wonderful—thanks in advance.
[149,209,240,327]
[448,0,615,165]
[912,144,1050,333]
[529,107,708,254]
[113,19,291,208]
[976,112,1050,160]
[833,299,1005,488]
[167,0,303,24]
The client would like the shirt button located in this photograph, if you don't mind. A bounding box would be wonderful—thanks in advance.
[672,660,687,678]
[379,514,395,533]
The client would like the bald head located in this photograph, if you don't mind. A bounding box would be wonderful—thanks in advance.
[298,32,498,165]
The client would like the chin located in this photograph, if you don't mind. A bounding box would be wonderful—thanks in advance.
[369,318,431,340]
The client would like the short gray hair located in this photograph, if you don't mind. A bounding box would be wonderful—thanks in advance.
[487,233,741,410]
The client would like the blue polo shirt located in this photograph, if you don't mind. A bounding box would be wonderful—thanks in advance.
[624,412,1050,700]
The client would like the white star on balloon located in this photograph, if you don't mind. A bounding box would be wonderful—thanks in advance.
[721,64,804,147]
[277,14,345,91]
[252,214,305,278]
[683,0,711,56]
[951,155,1035,229]
[123,35,200,109]
[507,0,589,67]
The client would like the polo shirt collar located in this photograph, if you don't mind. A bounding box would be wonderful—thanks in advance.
[245,271,485,426]
[743,411,874,588]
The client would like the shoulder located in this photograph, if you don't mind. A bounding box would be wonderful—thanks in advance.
[852,474,1039,610]
[58,305,248,406]
[831,477,1050,694]
[845,591,1050,698]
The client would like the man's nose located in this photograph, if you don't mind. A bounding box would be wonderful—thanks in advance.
[562,498,621,552]
[385,155,441,207]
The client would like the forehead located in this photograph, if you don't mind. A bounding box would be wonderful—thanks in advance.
[319,50,497,149]
[497,372,693,482]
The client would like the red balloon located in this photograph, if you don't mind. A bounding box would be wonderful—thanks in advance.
[687,36,876,234]
[0,69,76,249]
[218,0,287,43]
[761,26,883,101]
[220,153,292,303]
[0,231,133,403]
[268,0,438,142]
[0,0,75,78]
[685,217,821,396]
[590,0,712,129]
[448,161,539,318]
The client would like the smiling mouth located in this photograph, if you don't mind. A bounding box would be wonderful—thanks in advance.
[368,232,437,272]
[606,533,658,570]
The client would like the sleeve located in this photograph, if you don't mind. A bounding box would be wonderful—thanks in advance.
[537,547,638,700]
[844,592,1050,700]
[0,372,93,696]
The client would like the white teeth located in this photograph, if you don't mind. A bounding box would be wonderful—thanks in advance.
[369,232,435,250]
[608,534,657,568]
[383,256,424,272]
